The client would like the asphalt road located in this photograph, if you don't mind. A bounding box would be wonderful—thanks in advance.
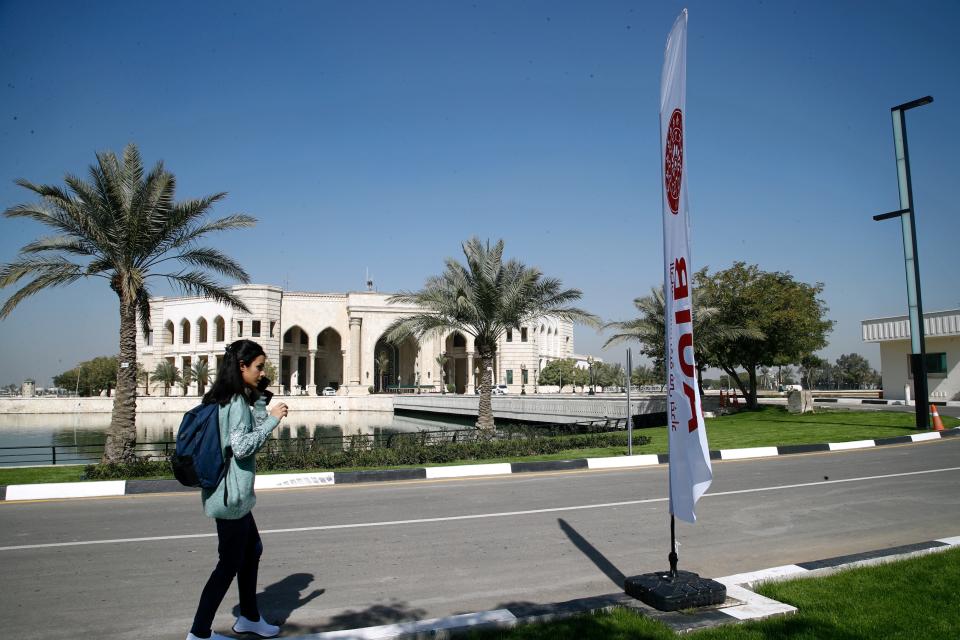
[1,438,958,640]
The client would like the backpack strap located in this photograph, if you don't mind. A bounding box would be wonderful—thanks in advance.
[220,446,233,507]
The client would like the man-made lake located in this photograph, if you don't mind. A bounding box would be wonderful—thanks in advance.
[0,411,476,467]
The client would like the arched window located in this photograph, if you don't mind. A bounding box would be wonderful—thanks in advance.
[165,321,175,346]
[180,319,191,344]
[197,317,208,343]
[214,316,225,342]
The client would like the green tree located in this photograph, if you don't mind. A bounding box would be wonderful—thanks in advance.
[604,272,761,398]
[152,360,181,397]
[698,262,834,408]
[538,358,578,392]
[595,362,624,390]
[835,353,875,390]
[263,359,277,387]
[53,356,119,396]
[631,364,661,387]
[0,144,254,462]
[385,238,598,429]
[798,355,827,390]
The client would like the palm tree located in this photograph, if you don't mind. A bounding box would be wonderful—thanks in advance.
[152,360,181,397]
[375,351,391,393]
[435,353,450,394]
[384,238,598,431]
[190,360,210,396]
[604,285,761,398]
[0,144,254,462]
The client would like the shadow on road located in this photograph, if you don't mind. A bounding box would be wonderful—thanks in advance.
[558,518,625,588]
[232,572,324,624]
[272,598,427,635]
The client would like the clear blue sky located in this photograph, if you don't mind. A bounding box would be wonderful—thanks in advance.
[2,1,958,386]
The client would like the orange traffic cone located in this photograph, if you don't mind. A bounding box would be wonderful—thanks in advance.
[930,404,945,431]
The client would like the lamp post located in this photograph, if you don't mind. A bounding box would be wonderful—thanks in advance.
[587,356,595,396]
[873,95,933,430]
[520,363,527,395]
[474,366,479,394]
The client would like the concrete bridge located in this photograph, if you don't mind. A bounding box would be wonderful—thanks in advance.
[393,393,670,424]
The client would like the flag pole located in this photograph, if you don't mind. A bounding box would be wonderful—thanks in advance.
[669,514,678,577]
[623,9,725,610]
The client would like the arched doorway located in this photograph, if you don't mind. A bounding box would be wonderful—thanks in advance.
[373,334,419,393]
[315,328,344,392]
[444,331,469,394]
[282,325,309,393]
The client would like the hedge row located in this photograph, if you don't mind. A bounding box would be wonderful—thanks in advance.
[84,431,651,480]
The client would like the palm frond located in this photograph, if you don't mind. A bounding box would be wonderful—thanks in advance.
[0,260,85,317]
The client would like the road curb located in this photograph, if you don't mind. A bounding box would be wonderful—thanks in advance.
[1,426,957,503]
[275,535,960,638]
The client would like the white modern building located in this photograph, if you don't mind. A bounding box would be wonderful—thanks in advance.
[862,308,960,402]
[136,284,576,396]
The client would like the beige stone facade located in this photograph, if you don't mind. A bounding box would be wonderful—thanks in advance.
[137,284,575,396]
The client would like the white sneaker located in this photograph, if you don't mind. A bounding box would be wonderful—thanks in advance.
[186,633,232,640]
[233,615,280,638]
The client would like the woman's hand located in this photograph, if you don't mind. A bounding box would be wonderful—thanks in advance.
[270,402,288,420]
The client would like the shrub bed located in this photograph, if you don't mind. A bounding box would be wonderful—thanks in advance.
[83,431,650,479]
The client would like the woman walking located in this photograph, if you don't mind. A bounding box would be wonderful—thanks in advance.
[187,339,288,640]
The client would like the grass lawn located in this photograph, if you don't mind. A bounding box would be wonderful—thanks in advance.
[0,406,955,486]
[463,546,960,639]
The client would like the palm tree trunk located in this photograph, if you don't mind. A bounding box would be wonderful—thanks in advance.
[476,353,495,431]
[102,301,138,463]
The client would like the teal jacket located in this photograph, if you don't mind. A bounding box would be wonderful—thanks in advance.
[201,393,279,520]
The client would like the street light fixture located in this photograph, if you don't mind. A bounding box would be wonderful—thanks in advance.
[873,95,933,430]
[520,363,527,395]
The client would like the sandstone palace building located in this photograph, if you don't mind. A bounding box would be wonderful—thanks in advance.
[137,284,576,396]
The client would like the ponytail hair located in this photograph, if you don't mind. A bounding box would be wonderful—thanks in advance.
[203,339,267,406]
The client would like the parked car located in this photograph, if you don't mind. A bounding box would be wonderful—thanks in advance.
[492,384,508,395]
[321,386,337,396]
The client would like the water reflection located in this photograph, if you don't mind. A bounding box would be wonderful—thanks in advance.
[0,411,475,466]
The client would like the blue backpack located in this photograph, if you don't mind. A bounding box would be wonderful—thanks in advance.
[171,403,233,502]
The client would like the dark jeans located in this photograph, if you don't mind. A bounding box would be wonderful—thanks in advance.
[190,512,263,637]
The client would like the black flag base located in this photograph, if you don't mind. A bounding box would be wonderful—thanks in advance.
[624,570,727,611]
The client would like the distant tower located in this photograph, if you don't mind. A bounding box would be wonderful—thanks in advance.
[366,268,374,292]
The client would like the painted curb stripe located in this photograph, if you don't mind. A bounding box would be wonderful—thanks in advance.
[718,583,798,621]
[586,454,660,469]
[777,443,830,455]
[255,472,335,489]
[333,469,426,484]
[936,536,960,545]
[874,435,914,446]
[5,480,126,501]
[126,479,194,494]
[511,459,587,473]
[425,463,512,479]
[720,446,779,460]
[828,440,876,451]
[910,432,942,442]
[796,540,949,570]
[717,564,809,588]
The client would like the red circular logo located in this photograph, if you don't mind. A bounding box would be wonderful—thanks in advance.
[664,108,683,214]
